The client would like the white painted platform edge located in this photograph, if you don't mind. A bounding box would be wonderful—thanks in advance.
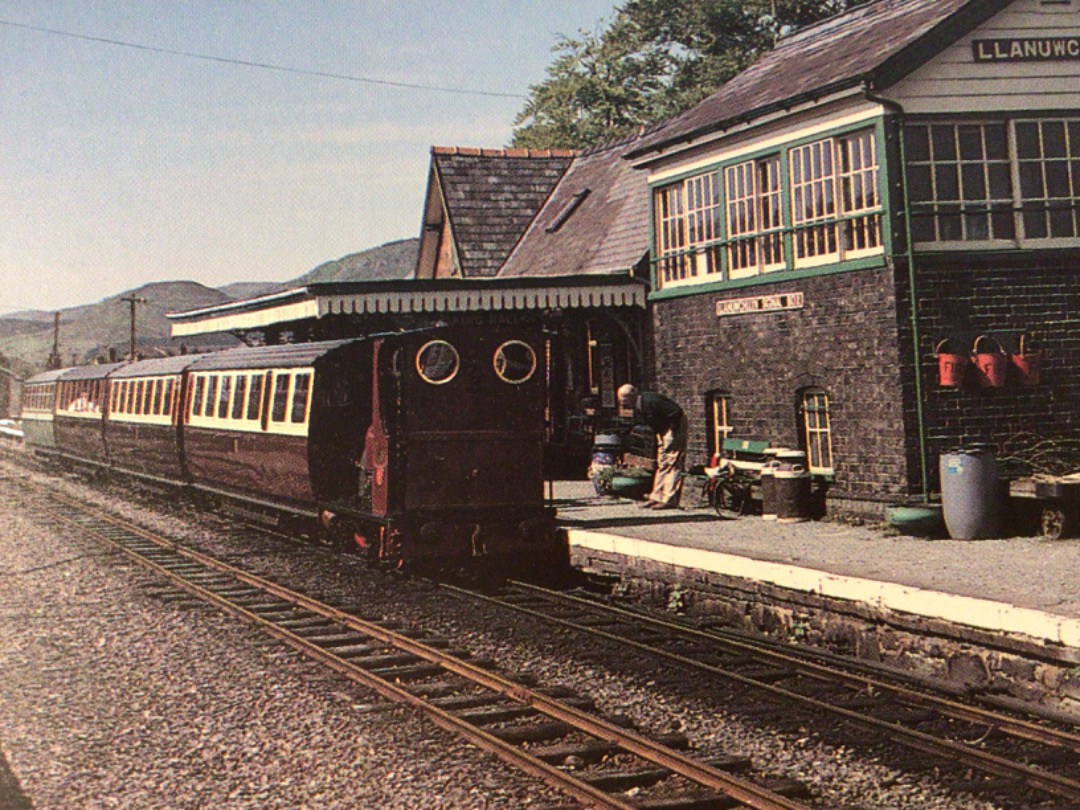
[569,529,1080,648]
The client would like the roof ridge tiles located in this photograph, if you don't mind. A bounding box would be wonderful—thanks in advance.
[431,145,578,158]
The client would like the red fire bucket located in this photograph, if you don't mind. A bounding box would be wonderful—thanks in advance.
[972,335,1008,388]
[935,339,967,387]
[1011,334,1040,386]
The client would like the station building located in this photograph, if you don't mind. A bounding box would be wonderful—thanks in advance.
[626,0,1080,514]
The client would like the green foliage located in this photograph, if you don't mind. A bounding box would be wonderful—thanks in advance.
[512,0,866,150]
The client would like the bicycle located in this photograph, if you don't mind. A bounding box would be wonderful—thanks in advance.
[703,460,760,518]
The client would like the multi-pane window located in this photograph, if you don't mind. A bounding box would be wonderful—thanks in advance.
[906,122,1014,242]
[705,391,732,460]
[906,118,1080,244]
[800,389,834,475]
[726,156,784,278]
[653,128,881,287]
[790,131,881,266]
[655,184,689,284]
[654,171,722,285]
[837,131,882,253]
[790,138,838,262]
[1016,119,1080,239]
[685,172,723,276]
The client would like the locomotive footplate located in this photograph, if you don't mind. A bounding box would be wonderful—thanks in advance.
[322,502,561,566]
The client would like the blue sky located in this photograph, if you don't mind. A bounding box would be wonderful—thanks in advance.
[0,1,620,314]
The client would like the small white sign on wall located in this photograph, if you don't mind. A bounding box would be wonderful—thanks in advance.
[715,292,805,318]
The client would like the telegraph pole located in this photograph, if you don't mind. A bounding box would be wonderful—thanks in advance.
[120,295,147,361]
[46,312,62,370]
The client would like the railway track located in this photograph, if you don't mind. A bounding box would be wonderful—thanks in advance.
[442,580,1080,808]
[18,481,816,810]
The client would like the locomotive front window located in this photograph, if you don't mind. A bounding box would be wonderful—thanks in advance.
[494,341,537,384]
[416,340,459,385]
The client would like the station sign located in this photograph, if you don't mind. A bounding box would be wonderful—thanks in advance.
[715,291,804,318]
[973,37,1080,62]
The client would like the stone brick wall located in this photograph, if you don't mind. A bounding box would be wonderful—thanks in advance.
[573,546,1080,723]
[650,264,915,503]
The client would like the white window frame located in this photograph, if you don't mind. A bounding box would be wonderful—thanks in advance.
[725,155,785,279]
[800,389,834,475]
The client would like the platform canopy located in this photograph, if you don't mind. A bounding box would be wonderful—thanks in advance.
[167,276,646,339]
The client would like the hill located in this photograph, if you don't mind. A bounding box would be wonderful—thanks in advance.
[291,238,418,285]
[0,238,420,376]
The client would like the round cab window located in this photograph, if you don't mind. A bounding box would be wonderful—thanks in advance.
[494,340,537,384]
[416,340,459,384]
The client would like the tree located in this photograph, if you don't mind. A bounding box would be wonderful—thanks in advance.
[510,19,671,150]
[512,0,866,150]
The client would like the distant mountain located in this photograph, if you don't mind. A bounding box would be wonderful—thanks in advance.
[215,281,287,300]
[0,238,421,376]
[290,238,418,285]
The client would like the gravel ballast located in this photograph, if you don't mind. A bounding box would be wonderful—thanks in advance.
[0,457,1009,808]
[0,466,567,809]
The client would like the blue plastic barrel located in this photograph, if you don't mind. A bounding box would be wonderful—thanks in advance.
[940,445,1002,540]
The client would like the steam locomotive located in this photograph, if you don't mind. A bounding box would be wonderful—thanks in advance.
[20,325,561,569]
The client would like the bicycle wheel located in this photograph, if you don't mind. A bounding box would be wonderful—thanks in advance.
[711,479,746,518]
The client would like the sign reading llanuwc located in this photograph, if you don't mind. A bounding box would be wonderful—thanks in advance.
[973,38,1080,62]
[716,292,804,318]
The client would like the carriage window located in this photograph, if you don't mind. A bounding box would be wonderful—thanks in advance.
[271,374,291,422]
[416,340,459,384]
[217,375,232,419]
[290,373,311,423]
[141,380,153,415]
[163,379,175,417]
[231,375,248,420]
[205,377,218,418]
[152,380,163,415]
[247,375,264,421]
[191,376,205,417]
[494,341,537,384]
[134,381,144,415]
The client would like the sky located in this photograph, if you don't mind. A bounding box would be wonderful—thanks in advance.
[0,1,621,315]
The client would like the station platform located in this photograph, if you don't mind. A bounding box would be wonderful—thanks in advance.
[551,480,1080,701]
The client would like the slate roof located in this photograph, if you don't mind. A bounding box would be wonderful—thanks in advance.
[432,147,575,277]
[627,0,1009,158]
[499,137,651,280]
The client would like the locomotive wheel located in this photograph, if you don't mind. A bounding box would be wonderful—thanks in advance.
[1041,504,1073,541]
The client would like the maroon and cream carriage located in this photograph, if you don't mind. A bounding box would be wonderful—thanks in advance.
[54,362,126,467]
[106,354,197,484]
